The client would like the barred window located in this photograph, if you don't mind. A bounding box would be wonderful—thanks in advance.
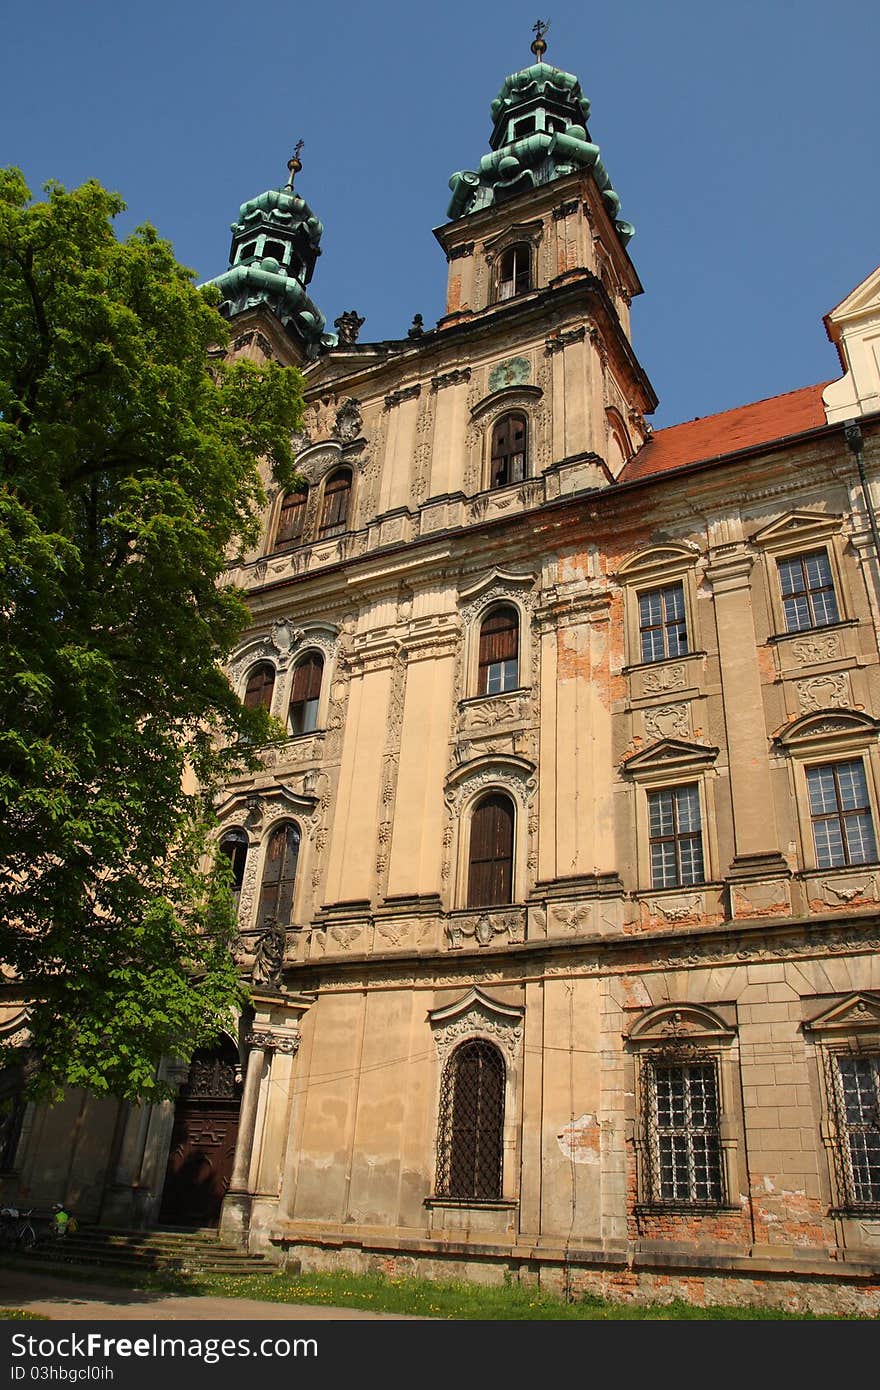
[490,413,527,488]
[478,606,519,695]
[435,1040,505,1200]
[467,793,514,908]
[274,488,307,549]
[831,1054,880,1208]
[806,760,877,869]
[644,1059,724,1206]
[778,551,839,633]
[258,822,301,930]
[243,662,275,711]
[638,583,688,663]
[288,652,324,735]
[318,469,352,538]
[648,785,705,888]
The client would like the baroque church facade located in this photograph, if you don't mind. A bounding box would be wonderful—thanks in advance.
[5,37,880,1311]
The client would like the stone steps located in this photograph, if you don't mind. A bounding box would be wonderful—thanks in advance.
[8,1226,274,1279]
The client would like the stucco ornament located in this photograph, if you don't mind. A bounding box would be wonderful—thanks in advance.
[446,909,526,949]
[488,356,531,392]
[428,986,524,1064]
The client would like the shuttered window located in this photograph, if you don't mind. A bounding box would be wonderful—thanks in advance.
[243,662,275,711]
[497,243,530,300]
[219,829,248,911]
[478,606,519,695]
[274,489,307,549]
[490,414,527,488]
[318,469,352,537]
[289,652,324,735]
[467,793,514,907]
[258,822,301,929]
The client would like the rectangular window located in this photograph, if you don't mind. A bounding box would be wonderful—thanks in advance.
[646,1060,724,1205]
[638,583,688,663]
[806,760,877,869]
[648,785,705,888]
[832,1054,880,1208]
[778,551,840,633]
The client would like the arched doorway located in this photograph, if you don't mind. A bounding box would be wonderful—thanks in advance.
[159,1037,242,1227]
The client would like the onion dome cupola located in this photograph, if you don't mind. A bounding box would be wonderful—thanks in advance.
[203,145,336,358]
[447,25,634,246]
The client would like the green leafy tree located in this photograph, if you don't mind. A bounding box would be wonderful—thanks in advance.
[0,169,304,1100]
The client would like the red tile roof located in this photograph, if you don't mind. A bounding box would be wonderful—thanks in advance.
[619,381,832,484]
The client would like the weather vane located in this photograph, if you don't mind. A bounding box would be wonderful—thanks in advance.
[531,18,550,60]
[285,139,305,188]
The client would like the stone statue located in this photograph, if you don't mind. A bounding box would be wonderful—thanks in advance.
[251,923,286,987]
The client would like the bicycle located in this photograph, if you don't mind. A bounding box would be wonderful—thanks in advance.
[0,1207,37,1251]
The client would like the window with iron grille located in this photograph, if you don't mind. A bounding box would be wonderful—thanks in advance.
[258,822,301,930]
[478,606,519,695]
[829,1053,880,1209]
[806,760,878,869]
[288,651,324,735]
[490,413,527,488]
[318,469,352,538]
[638,583,688,663]
[467,793,514,908]
[777,550,840,633]
[435,1040,505,1199]
[274,488,308,549]
[648,784,705,888]
[243,662,275,711]
[643,1058,724,1206]
[496,243,531,301]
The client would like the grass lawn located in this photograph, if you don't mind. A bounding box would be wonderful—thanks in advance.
[1,1257,867,1319]
[180,1267,862,1319]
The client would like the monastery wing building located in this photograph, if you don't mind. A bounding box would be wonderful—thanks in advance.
[6,36,880,1312]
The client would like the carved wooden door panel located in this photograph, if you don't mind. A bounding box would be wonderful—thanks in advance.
[159,1045,241,1227]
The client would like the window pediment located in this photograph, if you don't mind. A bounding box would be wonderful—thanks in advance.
[293,441,343,482]
[752,511,843,550]
[627,1003,736,1046]
[616,543,700,584]
[428,986,524,1064]
[804,992,880,1037]
[445,752,536,792]
[482,221,544,260]
[622,738,718,778]
[774,709,880,750]
[470,385,542,422]
[215,783,317,831]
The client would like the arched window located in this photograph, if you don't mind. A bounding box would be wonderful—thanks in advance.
[436,1040,505,1199]
[497,243,530,300]
[243,662,275,711]
[318,469,352,538]
[490,413,527,487]
[274,488,308,549]
[467,792,515,907]
[219,828,248,911]
[478,606,519,695]
[258,822,301,929]
[289,651,324,735]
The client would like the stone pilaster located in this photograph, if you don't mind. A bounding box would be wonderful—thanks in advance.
[704,546,790,887]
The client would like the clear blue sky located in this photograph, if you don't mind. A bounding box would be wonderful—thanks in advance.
[4,0,877,427]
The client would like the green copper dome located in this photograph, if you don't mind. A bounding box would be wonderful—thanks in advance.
[203,158,335,357]
[447,58,634,244]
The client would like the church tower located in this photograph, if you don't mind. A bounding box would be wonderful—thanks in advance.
[435,25,656,474]
[203,146,334,363]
